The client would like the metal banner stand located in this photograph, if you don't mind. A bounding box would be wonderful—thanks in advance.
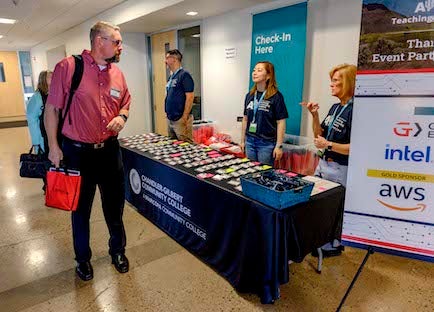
[336,247,375,312]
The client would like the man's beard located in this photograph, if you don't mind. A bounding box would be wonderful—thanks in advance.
[105,52,120,63]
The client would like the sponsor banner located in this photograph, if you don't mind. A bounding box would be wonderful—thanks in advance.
[250,2,307,135]
[344,0,434,262]
[343,214,434,261]
[356,72,434,96]
[356,0,434,96]
[359,0,434,72]
[366,170,434,184]
[346,98,433,224]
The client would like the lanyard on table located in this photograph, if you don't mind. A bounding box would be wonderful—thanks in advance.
[253,90,266,122]
[166,67,182,91]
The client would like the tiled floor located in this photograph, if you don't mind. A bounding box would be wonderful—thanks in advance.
[0,127,432,312]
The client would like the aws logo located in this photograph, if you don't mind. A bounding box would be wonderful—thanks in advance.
[415,0,434,13]
[377,183,426,212]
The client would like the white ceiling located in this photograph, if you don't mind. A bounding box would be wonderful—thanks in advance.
[0,0,126,50]
[0,0,272,50]
[119,0,272,34]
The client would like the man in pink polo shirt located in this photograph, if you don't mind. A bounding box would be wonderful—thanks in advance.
[45,21,131,281]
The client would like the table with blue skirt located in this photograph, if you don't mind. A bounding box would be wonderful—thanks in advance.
[121,145,345,303]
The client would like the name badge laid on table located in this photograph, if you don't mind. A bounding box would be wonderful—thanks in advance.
[110,88,121,98]
[248,122,257,133]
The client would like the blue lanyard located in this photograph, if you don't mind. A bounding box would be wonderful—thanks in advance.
[326,98,352,140]
[166,67,182,91]
[253,90,266,122]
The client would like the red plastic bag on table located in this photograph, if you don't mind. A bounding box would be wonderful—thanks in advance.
[220,145,246,158]
[204,133,232,146]
[45,168,82,211]
[193,124,215,144]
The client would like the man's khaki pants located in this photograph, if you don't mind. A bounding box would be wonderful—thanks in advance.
[167,114,193,143]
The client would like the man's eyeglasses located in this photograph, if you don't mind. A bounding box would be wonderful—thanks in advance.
[100,36,122,46]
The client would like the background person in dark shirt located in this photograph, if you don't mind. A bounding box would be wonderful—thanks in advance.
[240,61,288,165]
[164,49,194,142]
[301,63,356,257]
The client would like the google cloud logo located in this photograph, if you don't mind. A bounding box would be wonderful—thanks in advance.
[129,168,141,195]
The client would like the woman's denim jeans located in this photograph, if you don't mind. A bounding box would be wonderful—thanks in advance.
[246,135,275,165]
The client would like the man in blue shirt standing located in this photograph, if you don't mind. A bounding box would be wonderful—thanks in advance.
[164,49,195,142]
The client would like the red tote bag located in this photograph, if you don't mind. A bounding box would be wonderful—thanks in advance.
[45,168,82,211]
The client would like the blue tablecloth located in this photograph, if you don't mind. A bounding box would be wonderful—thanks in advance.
[122,146,345,303]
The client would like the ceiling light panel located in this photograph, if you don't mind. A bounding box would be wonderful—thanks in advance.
[0,18,17,24]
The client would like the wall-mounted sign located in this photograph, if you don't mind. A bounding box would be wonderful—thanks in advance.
[250,2,307,135]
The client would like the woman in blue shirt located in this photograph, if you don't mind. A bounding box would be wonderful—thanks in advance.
[301,63,356,257]
[26,70,52,154]
[240,61,288,165]
[301,64,356,187]
[26,70,52,191]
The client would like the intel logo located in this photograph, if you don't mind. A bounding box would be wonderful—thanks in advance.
[384,144,432,162]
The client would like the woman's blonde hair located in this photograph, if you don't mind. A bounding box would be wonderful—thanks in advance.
[36,70,52,95]
[329,64,357,98]
[249,61,278,99]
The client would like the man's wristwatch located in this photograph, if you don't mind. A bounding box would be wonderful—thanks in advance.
[119,114,128,122]
[276,144,283,149]
[327,142,333,151]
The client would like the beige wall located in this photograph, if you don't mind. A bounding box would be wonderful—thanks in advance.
[0,51,25,118]
[46,45,66,71]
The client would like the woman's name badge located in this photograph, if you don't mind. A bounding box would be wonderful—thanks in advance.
[248,122,257,133]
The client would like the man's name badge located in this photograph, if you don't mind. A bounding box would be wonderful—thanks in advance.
[248,122,257,133]
[110,88,121,98]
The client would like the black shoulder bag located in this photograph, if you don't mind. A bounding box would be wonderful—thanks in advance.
[19,55,84,179]
[58,54,84,143]
[19,145,50,179]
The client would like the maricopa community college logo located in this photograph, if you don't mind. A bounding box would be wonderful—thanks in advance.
[129,168,141,195]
